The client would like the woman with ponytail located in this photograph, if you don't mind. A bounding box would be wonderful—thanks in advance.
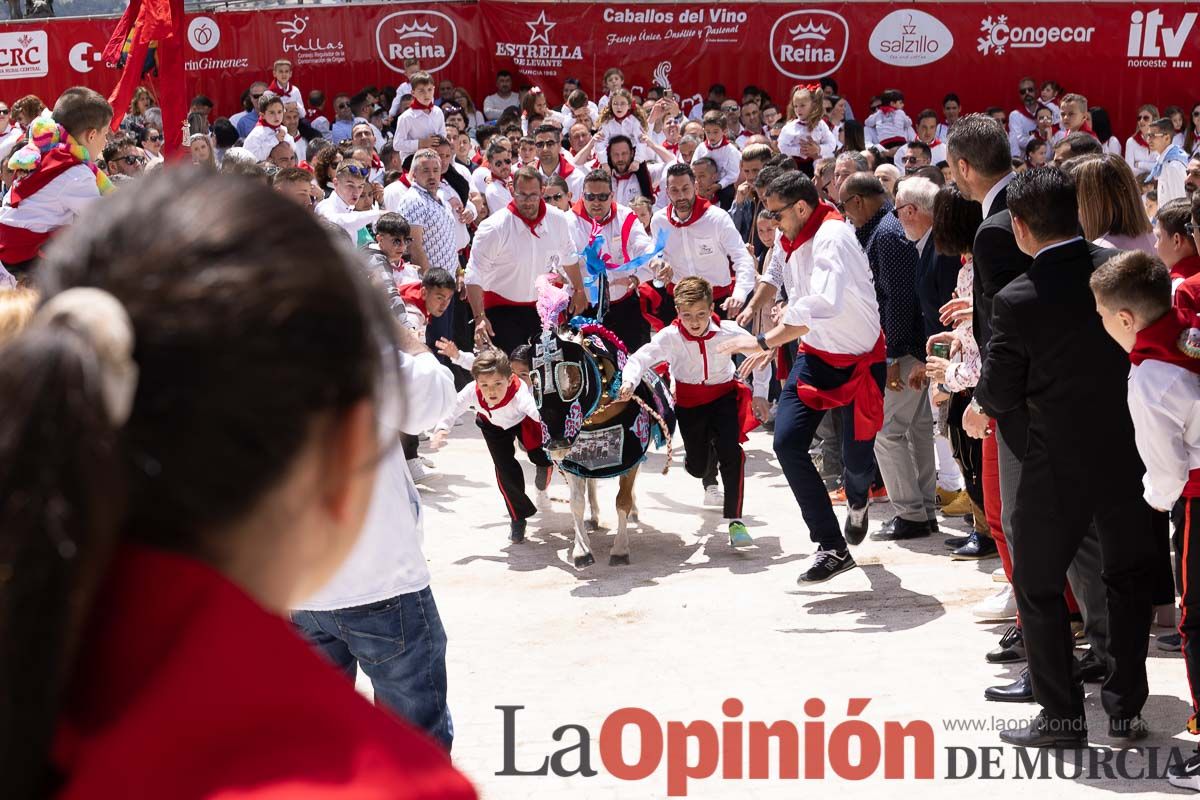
[0,170,476,800]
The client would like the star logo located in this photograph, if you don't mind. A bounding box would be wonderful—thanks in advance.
[526,10,556,44]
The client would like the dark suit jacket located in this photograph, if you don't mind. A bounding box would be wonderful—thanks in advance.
[971,184,1033,357]
[973,239,1143,492]
[917,238,961,338]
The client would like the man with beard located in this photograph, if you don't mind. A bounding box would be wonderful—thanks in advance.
[533,123,584,198]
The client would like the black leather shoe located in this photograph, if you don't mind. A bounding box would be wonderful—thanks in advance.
[844,504,869,546]
[870,517,931,541]
[1109,715,1149,741]
[928,518,940,535]
[999,711,1087,748]
[944,533,972,550]
[509,518,527,543]
[951,531,998,560]
[1076,649,1107,683]
[987,626,1026,664]
[985,668,1034,702]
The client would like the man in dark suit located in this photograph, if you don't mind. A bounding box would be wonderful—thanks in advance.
[974,167,1155,746]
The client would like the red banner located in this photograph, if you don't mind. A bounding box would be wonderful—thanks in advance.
[0,2,1194,140]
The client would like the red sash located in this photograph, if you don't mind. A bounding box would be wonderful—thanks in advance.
[796,333,887,441]
[482,291,535,309]
[638,283,665,332]
[674,380,759,442]
[0,222,52,263]
[399,282,426,315]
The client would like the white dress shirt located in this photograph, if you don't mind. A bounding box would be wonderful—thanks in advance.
[392,105,447,161]
[622,318,767,397]
[650,202,756,302]
[241,124,296,163]
[692,139,741,189]
[780,215,882,356]
[1128,358,1200,510]
[314,192,382,241]
[465,204,579,304]
[0,163,100,234]
[778,119,837,161]
[568,202,655,302]
[436,378,541,432]
[1007,107,1039,157]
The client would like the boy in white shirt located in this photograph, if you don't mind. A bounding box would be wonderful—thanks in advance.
[242,95,296,163]
[618,277,761,547]
[432,348,551,542]
[393,71,447,162]
[693,110,742,190]
[265,59,305,116]
[1090,251,1200,787]
[864,89,915,155]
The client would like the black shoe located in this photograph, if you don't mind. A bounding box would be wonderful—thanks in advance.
[870,517,931,541]
[534,465,550,491]
[987,625,1027,664]
[1075,649,1107,684]
[798,549,858,584]
[999,711,1087,748]
[951,531,998,560]
[1108,715,1149,741]
[944,533,972,550]
[844,504,869,546]
[1168,750,1200,790]
[1158,632,1183,651]
[928,518,940,535]
[985,668,1034,703]
[509,518,527,543]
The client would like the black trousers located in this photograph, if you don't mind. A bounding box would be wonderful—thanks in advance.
[479,416,551,521]
[946,391,984,509]
[1179,498,1200,730]
[1010,461,1155,722]
[676,390,745,520]
[400,433,419,460]
[596,291,650,352]
[485,305,541,357]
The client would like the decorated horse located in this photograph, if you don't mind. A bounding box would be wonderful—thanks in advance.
[530,237,676,568]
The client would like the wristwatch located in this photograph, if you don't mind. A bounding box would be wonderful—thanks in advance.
[756,333,770,351]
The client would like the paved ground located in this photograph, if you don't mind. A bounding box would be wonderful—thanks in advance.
[376,421,1195,798]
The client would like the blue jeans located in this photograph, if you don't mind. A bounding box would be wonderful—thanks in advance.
[292,586,454,750]
[774,352,887,551]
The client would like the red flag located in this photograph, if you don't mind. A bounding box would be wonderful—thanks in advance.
[103,0,186,157]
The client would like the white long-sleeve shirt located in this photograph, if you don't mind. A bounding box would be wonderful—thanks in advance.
[1157,156,1188,205]
[295,351,454,610]
[778,213,882,356]
[568,202,655,302]
[465,204,579,304]
[1128,358,1200,510]
[777,119,837,161]
[265,83,305,117]
[314,193,382,241]
[691,138,741,189]
[596,115,651,164]
[865,108,914,146]
[436,378,541,432]
[392,105,447,161]
[242,124,295,163]
[622,318,767,398]
[1007,107,1040,157]
[0,163,99,234]
[650,202,756,302]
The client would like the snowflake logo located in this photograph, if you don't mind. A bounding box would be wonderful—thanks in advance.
[977,15,1008,55]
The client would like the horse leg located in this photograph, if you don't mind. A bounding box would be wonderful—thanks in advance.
[586,478,601,529]
[610,466,639,566]
[567,472,595,569]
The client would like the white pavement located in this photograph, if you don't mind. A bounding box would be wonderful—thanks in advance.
[372,422,1196,798]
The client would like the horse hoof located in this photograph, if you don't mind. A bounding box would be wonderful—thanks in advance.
[609,554,630,566]
[586,518,600,531]
[628,512,639,524]
[574,553,595,569]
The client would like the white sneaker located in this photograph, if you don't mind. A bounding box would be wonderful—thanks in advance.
[991,566,1008,583]
[703,484,722,507]
[420,455,435,468]
[972,584,1017,621]
[536,489,550,510]
[407,457,434,485]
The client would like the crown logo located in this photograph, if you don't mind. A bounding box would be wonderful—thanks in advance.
[396,21,437,40]
[788,20,831,40]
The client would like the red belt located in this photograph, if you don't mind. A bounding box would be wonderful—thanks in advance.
[1184,468,1200,498]
[483,291,536,309]
[796,333,887,441]
[675,380,759,443]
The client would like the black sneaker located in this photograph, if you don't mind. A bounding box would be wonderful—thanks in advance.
[844,504,870,545]
[1158,632,1183,651]
[871,517,931,541]
[798,549,858,584]
[509,518,527,543]
[1108,715,1149,741]
[1169,750,1200,790]
[534,465,551,491]
[986,625,1026,664]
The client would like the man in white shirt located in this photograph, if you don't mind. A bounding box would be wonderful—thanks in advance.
[1007,77,1044,158]
[894,110,947,170]
[479,140,515,215]
[483,70,520,122]
[724,171,886,584]
[292,326,458,749]
[650,162,755,319]
[315,162,383,243]
[466,166,589,354]
[533,123,584,198]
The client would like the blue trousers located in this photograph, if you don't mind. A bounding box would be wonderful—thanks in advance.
[773,352,886,551]
[292,586,454,750]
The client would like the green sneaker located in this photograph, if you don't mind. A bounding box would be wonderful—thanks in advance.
[729,521,753,548]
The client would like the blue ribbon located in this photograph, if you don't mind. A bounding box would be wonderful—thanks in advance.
[579,228,669,305]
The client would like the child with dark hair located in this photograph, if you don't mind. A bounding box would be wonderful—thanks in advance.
[865,89,914,154]
[431,348,552,542]
[243,95,295,163]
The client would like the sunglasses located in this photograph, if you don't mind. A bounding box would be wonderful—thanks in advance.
[763,207,784,220]
[335,102,349,109]
[583,192,611,202]
[901,156,921,164]
[1019,87,1036,94]
[148,134,162,142]
[490,158,512,166]
[514,192,541,201]
[251,93,264,100]
[118,155,146,165]
[534,140,557,148]
[892,203,914,217]
[1193,110,1200,118]
[339,164,371,178]
[544,192,565,202]
[1138,115,1153,121]
[0,109,9,116]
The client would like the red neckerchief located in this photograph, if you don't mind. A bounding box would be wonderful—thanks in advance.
[508,199,547,237]
[398,281,426,314]
[557,155,574,178]
[613,170,636,183]
[706,137,731,150]
[471,152,483,166]
[671,313,721,342]
[266,79,291,97]
[1171,254,1200,283]
[1134,131,1150,148]
[256,117,282,130]
[926,138,942,147]
[490,170,510,186]
[572,199,616,227]
[663,141,679,154]
[371,152,382,170]
[739,129,754,139]
[1130,308,1200,375]
[668,196,711,228]
[612,108,631,122]
[477,374,522,411]
[778,202,843,258]
[396,172,411,188]
[1013,103,1050,125]
[878,105,896,114]
[1077,122,1098,140]
[411,99,435,113]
